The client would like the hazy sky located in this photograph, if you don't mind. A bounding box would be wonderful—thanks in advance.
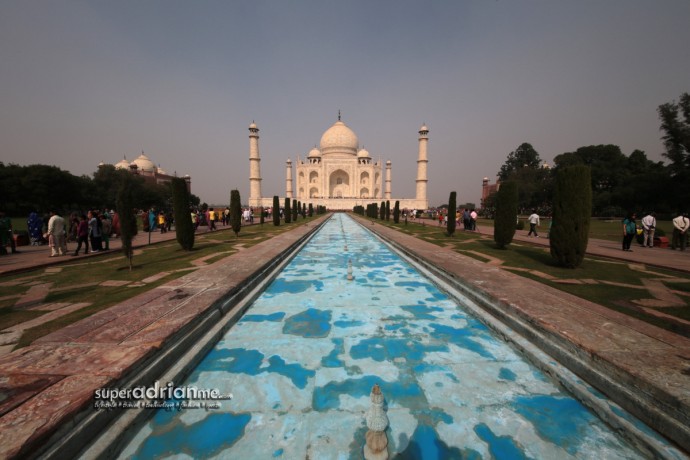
[2,1,689,207]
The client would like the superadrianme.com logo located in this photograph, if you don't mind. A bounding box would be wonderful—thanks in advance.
[93,381,233,411]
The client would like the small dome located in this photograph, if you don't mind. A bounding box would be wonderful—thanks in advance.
[357,148,370,158]
[308,147,321,157]
[419,124,429,132]
[115,157,130,170]
[249,121,257,129]
[320,120,358,155]
[132,153,156,172]
[157,166,167,175]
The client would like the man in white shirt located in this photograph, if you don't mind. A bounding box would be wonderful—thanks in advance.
[47,210,67,257]
[641,212,656,248]
[527,209,540,237]
[671,212,689,251]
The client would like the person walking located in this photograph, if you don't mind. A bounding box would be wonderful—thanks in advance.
[527,209,540,237]
[0,211,14,255]
[101,212,112,250]
[47,210,67,257]
[88,210,102,252]
[671,212,689,251]
[641,212,656,248]
[73,214,89,255]
[622,212,637,252]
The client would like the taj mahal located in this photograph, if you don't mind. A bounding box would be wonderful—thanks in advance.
[248,114,430,211]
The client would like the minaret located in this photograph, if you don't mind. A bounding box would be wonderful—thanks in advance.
[248,121,262,207]
[385,160,392,200]
[286,159,293,199]
[416,123,429,204]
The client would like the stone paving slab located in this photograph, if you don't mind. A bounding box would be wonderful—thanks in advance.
[0,374,112,459]
[0,374,63,418]
[0,343,158,378]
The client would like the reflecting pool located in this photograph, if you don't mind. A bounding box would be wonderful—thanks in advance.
[121,213,650,458]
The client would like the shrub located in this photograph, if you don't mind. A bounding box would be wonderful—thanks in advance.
[516,220,525,230]
[116,174,137,270]
[447,191,457,236]
[550,165,592,268]
[171,177,194,250]
[494,181,518,249]
[230,189,242,237]
[273,196,280,226]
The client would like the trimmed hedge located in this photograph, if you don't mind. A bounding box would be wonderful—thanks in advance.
[550,165,592,268]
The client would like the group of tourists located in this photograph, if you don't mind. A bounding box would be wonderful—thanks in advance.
[622,211,688,252]
[435,208,479,231]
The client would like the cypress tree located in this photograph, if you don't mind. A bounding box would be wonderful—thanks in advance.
[302,202,306,217]
[550,165,592,268]
[116,175,137,271]
[380,201,385,219]
[273,196,280,226]
[447,191,457,236]
[393,201,400,223]
[292,199,298,221]
[171,177,194,250]
[494,181,518,249]
[284,198,292,223]
[308,203,313,217]
[385,200,391,221]
[259,206,264,225]
[230,189,242,237]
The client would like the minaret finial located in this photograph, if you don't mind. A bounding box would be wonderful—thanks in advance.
[338,109,341,121]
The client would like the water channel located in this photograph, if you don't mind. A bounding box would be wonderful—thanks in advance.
[120,213,661,458]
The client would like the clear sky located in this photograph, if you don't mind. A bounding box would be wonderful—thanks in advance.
[2,1,689,207]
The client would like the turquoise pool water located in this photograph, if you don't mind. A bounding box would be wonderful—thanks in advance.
[120,213,650,459]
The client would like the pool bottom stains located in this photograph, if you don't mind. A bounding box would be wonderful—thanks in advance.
[283,308,332,338]
[120,213,649,459]
[132,412,250,459]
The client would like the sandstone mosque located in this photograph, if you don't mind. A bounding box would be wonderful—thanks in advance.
[248,114,429,211]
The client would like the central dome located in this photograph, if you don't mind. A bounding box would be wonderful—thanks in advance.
[319,121,358,156]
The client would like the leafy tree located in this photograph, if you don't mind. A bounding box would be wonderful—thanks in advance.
[497,143,551,212]
[230,189,242,237]
[284,198,291,223]
[658,92,690,174]
[171,177,194,250]
[273,196,280,226]
[494,181,518,249]
[550,165,592,268]
[554,145,618,215]
[658,92,690,209]
[498,143,542,181]
[393,201,400,223]
[116,174,138,270]
[447,191,457,236]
